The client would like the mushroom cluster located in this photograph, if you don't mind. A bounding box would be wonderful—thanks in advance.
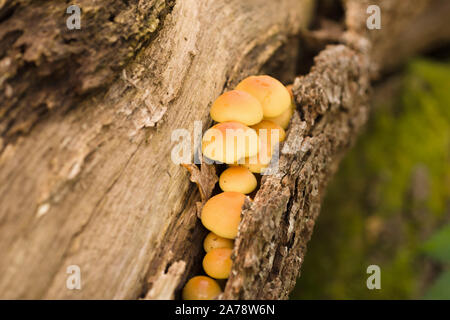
[182,75,295,300]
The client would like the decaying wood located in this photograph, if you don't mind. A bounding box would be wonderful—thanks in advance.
[0,0,449,300]
[344,0,450,73]
[0,0,175,147]
[219,0,450,299]
[223,43,371,299]
[0,0,314,299]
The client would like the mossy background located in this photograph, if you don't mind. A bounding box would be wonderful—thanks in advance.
[291,58,450,299]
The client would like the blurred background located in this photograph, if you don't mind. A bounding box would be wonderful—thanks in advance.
[291,56,450,299]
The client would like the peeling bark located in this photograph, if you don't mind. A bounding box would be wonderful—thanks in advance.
[223,43,371,299]
[0,0,449,300]
[0,0,314,299]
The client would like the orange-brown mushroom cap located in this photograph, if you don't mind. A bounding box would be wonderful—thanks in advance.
[182,276,222,300]
[265,83,295,129]
[236,75,291,118]
[203,232,234,253]
[202,248,233,279]
[202,121,258,164]
[286,84,294,100]
[264,103,294,129]
[241,157,270,174]
[219,166,257,194]
[201,192,245,239]
[238,120,285,173]
[241,145,273,173]
[251,120,286,143]
[210,90,263,125]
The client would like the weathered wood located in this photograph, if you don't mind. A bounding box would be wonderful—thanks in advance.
[223,43,371,299]
[218,0,450,300]
[0,0,174,146]
[0,0,449,300]
[0,0,314,299]
[344,0,450,73]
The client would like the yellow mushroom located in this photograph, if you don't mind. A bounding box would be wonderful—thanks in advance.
[240,120,285,173]
[182,276,222,300]
[236,75,291,118]
[264,84,295,129]
[264,105,294,130]
[219,166,257,194]
[202,121,258,164]
[241,158,270,174]
[240,143,273,174]
[202,248,233,279]
[251,120,286,143]
[210,90,263,125]
[201,192,245,239]
[286,84,294,100]
[203,232,234,253]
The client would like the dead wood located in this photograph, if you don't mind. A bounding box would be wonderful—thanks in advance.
[0,0,448,299]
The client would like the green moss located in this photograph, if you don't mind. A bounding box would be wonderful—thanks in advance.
[291,59,450,299]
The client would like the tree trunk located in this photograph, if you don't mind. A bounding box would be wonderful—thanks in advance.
[0,0,448,299]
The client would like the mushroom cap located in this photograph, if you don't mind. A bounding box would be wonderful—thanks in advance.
[238,120,285,173]
[251,120,286,142]
[210,90,263,125]
[286,84,294,100]
[236,75,291,118]
[182,276,222,300]
[219,166,257,194]
[264,103,294,129]
[202,248,233,279]
[238,120,286,173]
[201,192,245,239]
[202,121,258,164]
[241,155,270,174]
[203,232,234,253]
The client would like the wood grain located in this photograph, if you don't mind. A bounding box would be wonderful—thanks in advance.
[0,0,314,299]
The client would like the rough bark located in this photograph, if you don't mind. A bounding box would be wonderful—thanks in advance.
[0,0,175,147]
[223,43,371,299]
[220,0,450,299]
[0,0,449,300]
[0,0,314,299]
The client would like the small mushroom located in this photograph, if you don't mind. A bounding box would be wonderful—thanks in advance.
[236,75,291,118]
[264,102,294,129]
[241,157,270,174]
[240,120,285,173]
[219,165,257,194]
[286,84,294,100]
[264,107,294,129]
[251,119,286,142]
[202,247,233,279]
[201,191,245,239]
[202,121,258,164]
[210,90,264,125]
[264,83,295,129]
[182,275,222,300]
[203,232,234,253]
